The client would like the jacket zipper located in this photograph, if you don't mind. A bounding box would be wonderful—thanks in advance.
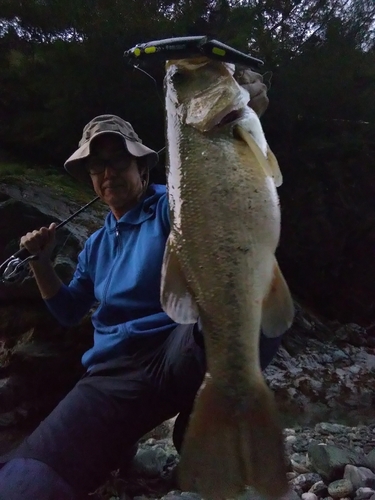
[102,222,121,306]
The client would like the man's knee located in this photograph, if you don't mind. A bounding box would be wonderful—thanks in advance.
[0,458,77,499]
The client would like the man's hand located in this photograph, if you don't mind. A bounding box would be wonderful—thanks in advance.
[19,222,62,300]
[19,223,57,264]
[235,67,270,118]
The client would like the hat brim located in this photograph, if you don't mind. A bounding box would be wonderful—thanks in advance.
[64,131,159,185]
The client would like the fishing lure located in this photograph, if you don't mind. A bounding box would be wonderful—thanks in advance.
[124,36,264,69]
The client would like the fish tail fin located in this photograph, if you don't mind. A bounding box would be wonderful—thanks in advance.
[177,374,288,500]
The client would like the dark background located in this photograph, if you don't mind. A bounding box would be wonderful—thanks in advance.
[0,0,374,325]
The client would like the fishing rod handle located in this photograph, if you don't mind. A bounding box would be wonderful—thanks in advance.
[10,246,33,261]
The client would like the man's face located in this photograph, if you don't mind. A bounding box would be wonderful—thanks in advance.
[86,134,146,217]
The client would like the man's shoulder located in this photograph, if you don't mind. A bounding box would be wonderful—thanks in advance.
[147,184,168,214]
[149,183,166,200]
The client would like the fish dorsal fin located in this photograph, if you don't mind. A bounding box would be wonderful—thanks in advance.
[161,233,199,324]
[235,125,283,187]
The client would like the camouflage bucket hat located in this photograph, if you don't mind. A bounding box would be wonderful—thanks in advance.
[64,114,159,185]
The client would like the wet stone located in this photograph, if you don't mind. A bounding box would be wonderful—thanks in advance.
[292,473,323,492]
[355,488,375,500]
[309,480,329,496]
[344,465,375,490]
[302,493,318,500]
[327,479,355,498]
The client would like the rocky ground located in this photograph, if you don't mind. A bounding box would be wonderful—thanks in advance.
[0,175,374,500]
[93,421,375,500]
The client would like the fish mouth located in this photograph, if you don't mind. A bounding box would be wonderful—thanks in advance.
[216,108,245,127]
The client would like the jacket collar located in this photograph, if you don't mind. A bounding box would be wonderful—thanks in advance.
[105,183,166,232]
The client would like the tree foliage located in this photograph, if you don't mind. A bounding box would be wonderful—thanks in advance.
[0,0,375,323]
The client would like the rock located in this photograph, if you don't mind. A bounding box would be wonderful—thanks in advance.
[355,488,375,500]
[238,487,300,500]
[291,453,311,474]
[309,480,328,496]
[327,479,355,498]
[132,446,170,478]
[344,465,375,490]
[291,473,323,492]
[315,423,352,435]
[287,435,298,445]
[288,472,299,480]
[308,443,371,482]
[180,493,202,500]
[293,485,304,497]
[161,494,194,500]
[302,493,318,500]
[285,490,305,500]
[367,450,375,473]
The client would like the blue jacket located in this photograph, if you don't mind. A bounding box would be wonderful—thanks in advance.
[44,184,177,370]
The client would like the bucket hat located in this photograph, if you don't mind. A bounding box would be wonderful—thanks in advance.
[64,114,159,184]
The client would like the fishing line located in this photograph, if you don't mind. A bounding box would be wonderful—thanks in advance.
[131,64,165,112]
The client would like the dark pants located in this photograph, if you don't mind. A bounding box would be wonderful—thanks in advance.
[0,324,282,499]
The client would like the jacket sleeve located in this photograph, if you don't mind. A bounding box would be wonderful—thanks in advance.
[44,243,96,327]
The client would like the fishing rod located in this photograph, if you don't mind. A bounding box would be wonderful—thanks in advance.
[0,196,100,286]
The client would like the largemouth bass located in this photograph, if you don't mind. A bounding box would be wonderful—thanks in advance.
[161,57,294,500]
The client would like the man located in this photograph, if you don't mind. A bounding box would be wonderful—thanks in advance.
[0,70,281,499]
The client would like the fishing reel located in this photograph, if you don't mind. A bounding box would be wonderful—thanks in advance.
[0,250,36,286]
[124,36,264,69]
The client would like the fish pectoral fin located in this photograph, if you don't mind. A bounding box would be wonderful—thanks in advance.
[235,125,283,186]
[160,234,199,324]
[235,125,273,178]
[262,258,294,337]
[261,258,295,337]
[267,145,283,187]
[178,374,288,500]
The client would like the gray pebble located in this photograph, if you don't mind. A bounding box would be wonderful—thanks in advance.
[291,453,311,474]
[328,479,355,498]
[180,493,202,500]
[287,435,298,445]
[344,465,375,490]
[309,480,328,496]
[355,487,375,500]
[133,446,169,478]
[287,472,299,480]
[302,493,318,500]
[292,473,323,492]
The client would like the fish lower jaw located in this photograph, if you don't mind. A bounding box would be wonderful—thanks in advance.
[216,107,247,128]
